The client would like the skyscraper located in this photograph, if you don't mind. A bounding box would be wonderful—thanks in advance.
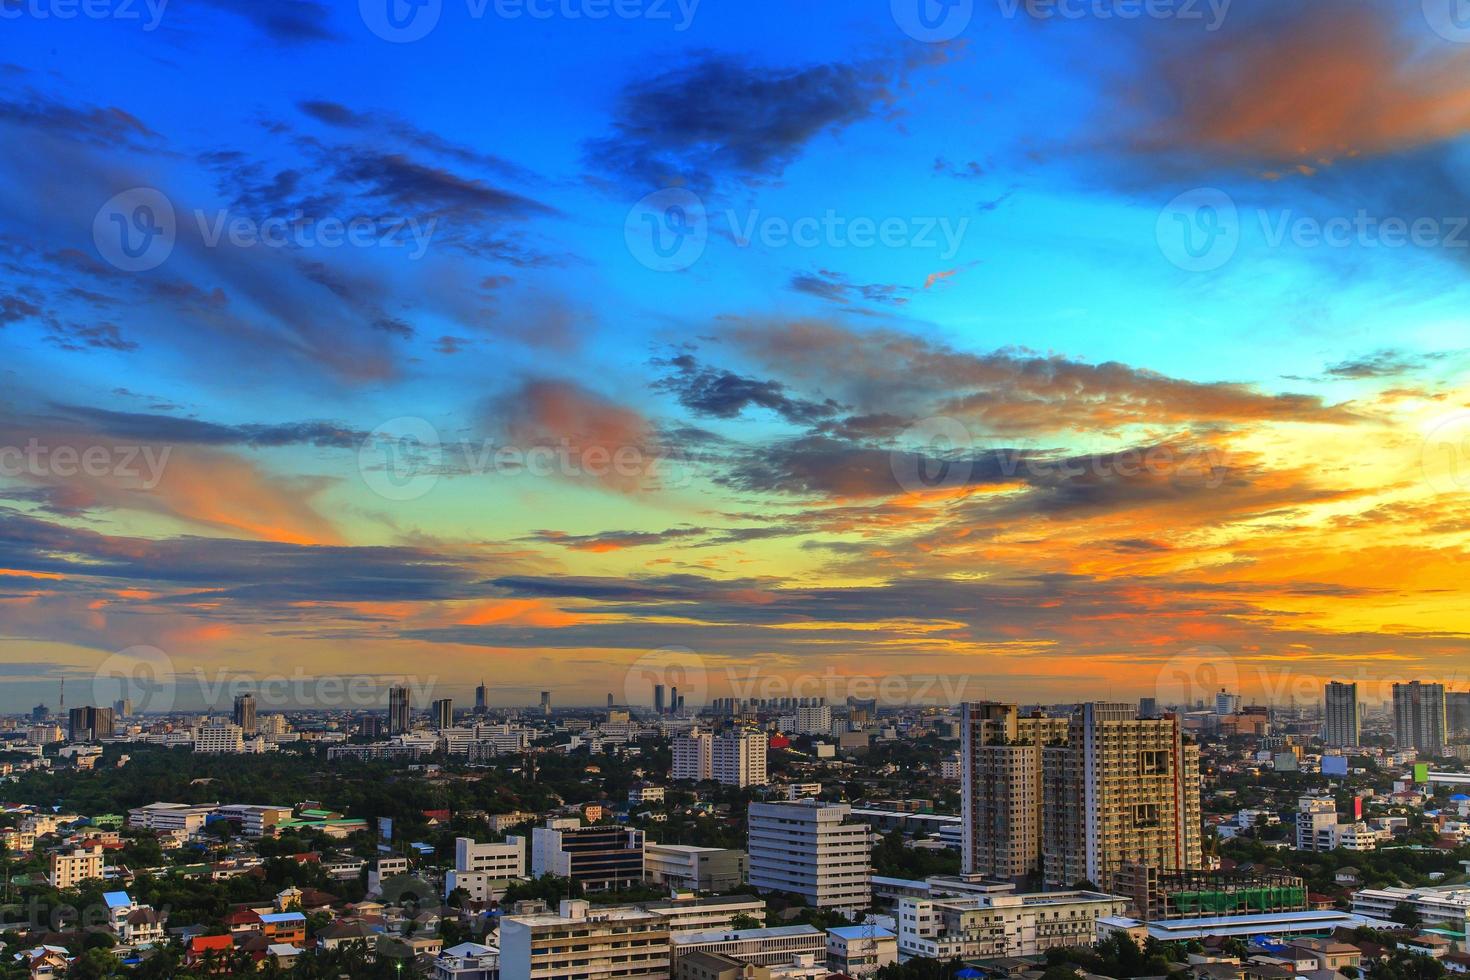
[474,680,487,714]
[232,693,257,735]
[388,686,412,735]
[1042,702,1202,890]
[67,705,115,743]
[431,698,454,730]
[540,691,551,716]
[1393,682,1447,756]
[1324,681,1360,748]
[113,699,132,719]
[1448,692,1470,745]
[959,702,1068,881]
[654,684,665,716]
[1214,690,1241,715]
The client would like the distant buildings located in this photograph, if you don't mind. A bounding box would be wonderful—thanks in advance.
[388,686,413,736]
[232,693,257,735]
[67,705,114,743]
[1394,681,1447,756]
[1295,796,1376,852]
[1324,681,1361,749]
[747,801,870,915]
[432,698,454,731]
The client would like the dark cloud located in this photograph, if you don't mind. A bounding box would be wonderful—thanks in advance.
[39,404,365,449]
[1324,349,1448,379]
[44,322,136,352]
[196,0,339,43]
[789,269,911,308]
[586,51,935,190]
[0,293,41,325]
[654,352,843,425]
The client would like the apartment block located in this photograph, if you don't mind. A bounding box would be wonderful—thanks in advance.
[1041,702,1203,889]
[1324,682,1361,749]
[747,801,871,915]
[50,845,105,889]
[499,900,670,980]
[959,702,1068,881]
[1394,682,1447,756]
[445,835,526,903]
[674,730,768,787]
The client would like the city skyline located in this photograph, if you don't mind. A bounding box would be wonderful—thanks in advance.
[3,0,1470,711]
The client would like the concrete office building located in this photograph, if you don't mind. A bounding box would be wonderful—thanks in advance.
[530,819,644,891]
[747,801,870,915]
[499,900,669,980]
[644,844,748,893]
[445,835,526,903]
[897,889,1128,960]
[1324,682,1361,749]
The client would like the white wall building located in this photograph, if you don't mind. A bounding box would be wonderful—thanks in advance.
[898,890,1129,960]
[748,801,871,915]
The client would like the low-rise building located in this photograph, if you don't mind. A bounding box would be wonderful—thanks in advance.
[671,925,826,969]
[500,899,670,980]
[645,844,748,892]
[826,925,897,977]
[898,890,1129,960]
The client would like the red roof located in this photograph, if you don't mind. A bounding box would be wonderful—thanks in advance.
[189,935,234,953]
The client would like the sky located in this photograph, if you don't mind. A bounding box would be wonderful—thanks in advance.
[2,0,1470,714]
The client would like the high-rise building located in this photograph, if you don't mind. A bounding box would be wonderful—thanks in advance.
[747,801,870,915]
[1393,682,1447,756]
[113,699,132,719]
[674,729,767,786]
[387,686,412,735]
[530,820,644,890]
[1041,702,1202,890]
[432,698,454,730]
[1214,690,1241,716]
[1448,692,1470,745]
[1324,681,1361,748]
[540,691,551,716]
[475,680,488,714]
[67,706,115,743]
[795,704,833,736]
[959,702,1068,881]
[1138,697,1159,718]
[654,684,666,716]
[232,693,257,735]
[607,692,614,710]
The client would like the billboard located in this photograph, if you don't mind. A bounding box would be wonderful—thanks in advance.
[1414,763,1431,784]
[1322,755,1349,776]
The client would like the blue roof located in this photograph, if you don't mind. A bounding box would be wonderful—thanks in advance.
[103,891,132,910]
[828,925,895,940]
[259,912,306,924]
[1450,794,1469,801]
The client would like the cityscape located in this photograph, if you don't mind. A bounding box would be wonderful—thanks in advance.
[5,0,1470,978]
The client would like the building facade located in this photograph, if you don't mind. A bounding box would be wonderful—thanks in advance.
[747,801,870,915]
[1324,682,1360,748]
